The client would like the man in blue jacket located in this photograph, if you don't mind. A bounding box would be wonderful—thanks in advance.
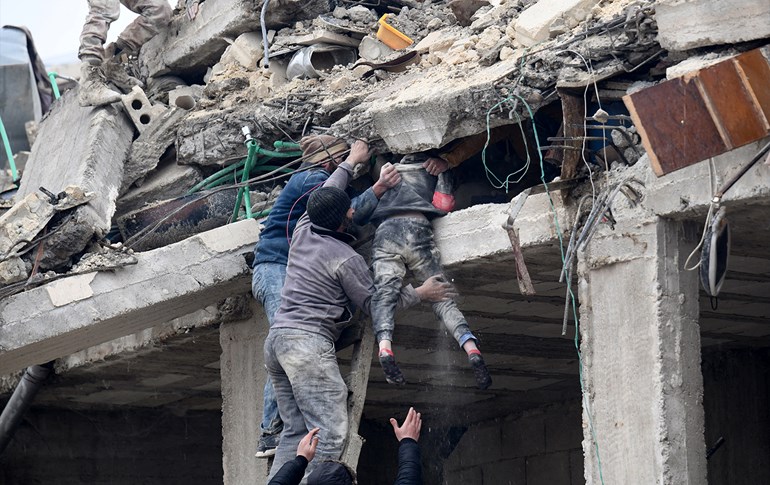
[253,135,400,457]
[264,144,452,479]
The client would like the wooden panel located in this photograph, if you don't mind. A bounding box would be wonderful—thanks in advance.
[735,49,770,128]
[697,60,767,148]
[623,46,770,177]
[624,76,726,176]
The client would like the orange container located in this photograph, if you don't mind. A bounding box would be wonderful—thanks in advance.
[376,14,413,50]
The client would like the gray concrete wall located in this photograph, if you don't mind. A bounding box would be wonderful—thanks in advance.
[703,348,770,485]
[443,400,584,485]
[578,217,707,484]
[220,301,269,484]
[0,219,260,375]
[0,407,222,484]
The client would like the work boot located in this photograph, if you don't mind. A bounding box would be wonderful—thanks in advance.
[78,61,122,107]
[102,58,144,92]
[468,351,492,390]
[379,349,406,385]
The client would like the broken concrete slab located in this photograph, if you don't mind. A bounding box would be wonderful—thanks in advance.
[219,32,265,70]
[656,0,770,51]
[339,55,531,154]
[16,90,133,269]
[116,161,202,217]
[0,218,260,375]
[513,0,599,47]
[0,187,93,285]
[121,107,187,194]
[140,0,333,78]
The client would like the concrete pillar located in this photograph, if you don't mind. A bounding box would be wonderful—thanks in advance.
[220,299,269,484]
[577,217,706,484]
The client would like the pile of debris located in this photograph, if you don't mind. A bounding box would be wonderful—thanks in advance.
[1,0,769,299]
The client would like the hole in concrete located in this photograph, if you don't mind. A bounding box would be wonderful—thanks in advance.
[139,114,151,125]
[131,99,143,110]
[174,95,195,110]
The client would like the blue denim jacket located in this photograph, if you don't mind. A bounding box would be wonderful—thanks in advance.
[271,164,419,342]
[254,168,378,266]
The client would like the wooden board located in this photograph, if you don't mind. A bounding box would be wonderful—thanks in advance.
[623,46,770,177]
[697,58,767,148]
[735,48,770,129]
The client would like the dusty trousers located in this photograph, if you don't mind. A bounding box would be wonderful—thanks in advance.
[264,328,348,481]
[79,0,172,62]
[371,217,475,346]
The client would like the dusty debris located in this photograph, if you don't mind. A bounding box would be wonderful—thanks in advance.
[0,186,93,285]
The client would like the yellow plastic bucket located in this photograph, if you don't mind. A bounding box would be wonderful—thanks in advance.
[376,14,413,50]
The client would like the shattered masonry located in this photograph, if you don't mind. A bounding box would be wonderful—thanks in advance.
[1,0,770,484]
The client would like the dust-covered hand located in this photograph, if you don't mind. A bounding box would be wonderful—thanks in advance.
[297,428,320,461]
[346,140,372,166]
[390,407,422,442]
[414,275,457,303]
[423,157,449,176]
[373,162,402,198]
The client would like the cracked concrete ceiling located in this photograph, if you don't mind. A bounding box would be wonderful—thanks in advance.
[19,203,770,428]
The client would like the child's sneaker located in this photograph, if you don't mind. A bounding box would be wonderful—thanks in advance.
[468,352,492,390]
[379,350,406,385]
[255,432,279,458]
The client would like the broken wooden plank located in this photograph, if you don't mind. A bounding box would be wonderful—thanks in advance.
[735,48,770,130]
[558,88,585,182]
[341,316,374,470]
[696,58,767,148]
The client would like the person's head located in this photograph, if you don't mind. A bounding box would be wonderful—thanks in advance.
[307,461,356,485]
[306,187,353,232]
[300,135,349,173]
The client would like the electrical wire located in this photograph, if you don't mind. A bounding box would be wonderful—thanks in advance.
[125,143,358,249]
[683,158,718,271]
[512,94,607,485]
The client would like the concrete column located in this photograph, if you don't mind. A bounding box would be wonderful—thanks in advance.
[577,217,706,484]
[220,299,269,484]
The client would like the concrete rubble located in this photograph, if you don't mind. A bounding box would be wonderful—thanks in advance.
[1,0,770,483]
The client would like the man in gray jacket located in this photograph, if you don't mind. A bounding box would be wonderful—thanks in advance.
[264,141,454,480]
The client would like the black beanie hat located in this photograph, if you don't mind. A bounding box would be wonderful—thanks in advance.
[307,461,354,485]
[307,187,351,231]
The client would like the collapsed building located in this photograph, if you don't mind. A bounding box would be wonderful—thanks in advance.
[1,0,769,483]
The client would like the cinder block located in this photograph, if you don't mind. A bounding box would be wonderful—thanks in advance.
[525,452,570,485]
[121,86,169,134]
[455,422,503,467]
[502,413,545,458]
[544,404,583,452]
[482,458,526,484]
[445,466,482,485]
[569,449,585,485]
